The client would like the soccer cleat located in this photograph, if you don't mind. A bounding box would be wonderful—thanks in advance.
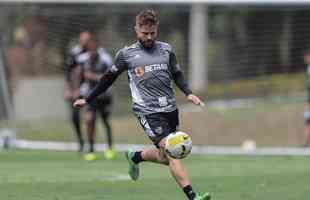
[84,153,97,161]
[194,192,211,200]
[125,150,140,181]
[104,148,116,160]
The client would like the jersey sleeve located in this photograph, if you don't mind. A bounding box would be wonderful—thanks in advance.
[97,48,114,73]
[85,49,128,103]
[111,49,128,73]
[169,50,192,96]
[102,51,114,69]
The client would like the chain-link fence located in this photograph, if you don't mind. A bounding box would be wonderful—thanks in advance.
[0,3,309,147]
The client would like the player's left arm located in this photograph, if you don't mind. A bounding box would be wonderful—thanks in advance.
[169,51,205,107]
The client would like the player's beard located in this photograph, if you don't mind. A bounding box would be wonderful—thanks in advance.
[140,39,154,49]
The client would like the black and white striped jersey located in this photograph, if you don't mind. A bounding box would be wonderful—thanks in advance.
[77,47,113,98]
[64,45,86,83]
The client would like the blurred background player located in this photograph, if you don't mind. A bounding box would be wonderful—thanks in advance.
[74,10,209,200]
[64,31,91,152]
[77,38,115,161]
[303,47,310,147]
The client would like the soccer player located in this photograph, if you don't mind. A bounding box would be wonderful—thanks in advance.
[303,48,310,147]
[77,39,115,161]
[74,10,210,200]
[64,31,91,152]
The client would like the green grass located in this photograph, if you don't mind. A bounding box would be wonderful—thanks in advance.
[205,72,306,100]
[0,150,310,200]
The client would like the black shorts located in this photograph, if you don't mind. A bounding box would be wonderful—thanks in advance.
[86,95,113,117]
[136,109,179,146]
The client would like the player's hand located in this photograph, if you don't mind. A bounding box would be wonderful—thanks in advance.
[187,94,205,107]
[73,98,87,108]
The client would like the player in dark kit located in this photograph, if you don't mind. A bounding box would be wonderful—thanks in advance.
[74,10,210,200]
[303,48,310,147]
[77,39,115,161]
[64,31,91,152]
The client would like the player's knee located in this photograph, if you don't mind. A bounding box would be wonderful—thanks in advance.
[168,157,181,167]
[158,146,169,165]
[84,113,95,126]
[158,154,169,165]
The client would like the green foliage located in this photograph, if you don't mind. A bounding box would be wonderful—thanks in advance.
[207,72,306,99]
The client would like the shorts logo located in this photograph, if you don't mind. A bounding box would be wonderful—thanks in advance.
[139,117,147,127]
[135,67,145,77]
[155,127,163,135]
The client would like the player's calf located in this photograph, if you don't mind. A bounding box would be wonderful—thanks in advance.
[157,147,169,165]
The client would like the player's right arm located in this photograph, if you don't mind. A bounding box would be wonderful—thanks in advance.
[64,53,75,83]
[73,50,127,108]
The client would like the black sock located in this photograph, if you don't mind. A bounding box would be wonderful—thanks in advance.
[89,138,95,153]
[183,185,196,200]
[131,151,145,164]
[78,140,84,152]
[72,108,84,145]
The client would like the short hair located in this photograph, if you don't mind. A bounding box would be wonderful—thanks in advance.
[136,9,159,27]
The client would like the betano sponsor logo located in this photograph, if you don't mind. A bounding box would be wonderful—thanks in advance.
[134,64,168,77]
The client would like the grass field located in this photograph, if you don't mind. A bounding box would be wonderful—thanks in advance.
[1,150,309,200]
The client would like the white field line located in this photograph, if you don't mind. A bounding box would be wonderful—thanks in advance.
[10,139,310,156]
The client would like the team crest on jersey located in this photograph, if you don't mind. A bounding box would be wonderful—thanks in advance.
[135,67,145,77]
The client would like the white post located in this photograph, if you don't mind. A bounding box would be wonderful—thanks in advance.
[0,36,13,120]
[280,14,292,68]
[189,4,208,92]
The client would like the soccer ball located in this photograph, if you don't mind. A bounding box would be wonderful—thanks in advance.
[165,131,192,159]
